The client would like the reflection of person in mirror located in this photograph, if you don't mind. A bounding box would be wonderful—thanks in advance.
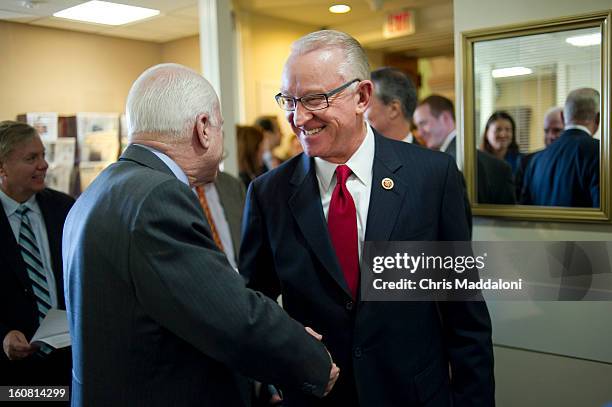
[479,111,524,176]
[515,107,564,198]
[520,88,600,207]
[413,95,515,205]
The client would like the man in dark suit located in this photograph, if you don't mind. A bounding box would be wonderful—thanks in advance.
[240,30,494,407]
[521,88,600,207]
[414,95,515,205]
[63,63,338,407]
[365,67,418,144]
[0,121,74,388]
[514,107,564,199]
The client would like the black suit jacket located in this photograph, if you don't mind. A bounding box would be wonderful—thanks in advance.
[0,188,74,387]
[520,129,599,207]
[240,132,495,407]
[63,145,331,407]
[0,188,74,352]
[445,138,515,205]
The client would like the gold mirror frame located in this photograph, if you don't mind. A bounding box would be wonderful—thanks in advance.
[462,11,611,222]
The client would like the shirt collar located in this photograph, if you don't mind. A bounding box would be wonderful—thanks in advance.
[133,143,190,186]
[439,130,456,153]
[564,124,592,136]
[314,124,375,192]
[403,132,414,144]
[0,187,39,217]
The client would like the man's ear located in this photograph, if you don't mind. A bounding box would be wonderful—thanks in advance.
[195,113,211,151]
[356,80,374,114]
[388,100,401,120]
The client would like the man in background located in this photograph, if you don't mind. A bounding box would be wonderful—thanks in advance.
[0,121,73,391]
[63,63,337,406]
[521,88,599,207]
[414,95,516,204]
[515,107,564,198]
[365,67,418,144]
[255,115,283,170]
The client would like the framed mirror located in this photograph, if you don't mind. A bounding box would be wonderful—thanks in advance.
[462,11,610,222]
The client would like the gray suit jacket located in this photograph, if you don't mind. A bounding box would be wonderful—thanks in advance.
[63,145,330,407]
[214,171,246,258]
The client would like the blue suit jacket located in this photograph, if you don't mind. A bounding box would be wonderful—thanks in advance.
[240,131,494,407]
[520,128,599,207]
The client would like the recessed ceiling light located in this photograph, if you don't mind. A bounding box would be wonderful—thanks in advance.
[329,4,351,14]
[566,33,601,47]
[53,1,160,26]
[492,67,533,78]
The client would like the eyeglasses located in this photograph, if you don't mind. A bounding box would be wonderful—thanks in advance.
[275,79,361,111]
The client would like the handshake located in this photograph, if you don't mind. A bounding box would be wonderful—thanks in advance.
[305,327,340,397]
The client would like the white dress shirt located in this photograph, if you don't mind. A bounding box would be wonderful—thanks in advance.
[0,188,58,308]
[203,183,237,271]
[564,124,592,136]
[439,130,457,153]
[314,124,374,260]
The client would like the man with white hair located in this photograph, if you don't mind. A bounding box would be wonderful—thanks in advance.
[63,63,338,406]
[521,88,600,207]
[240,31,494,406]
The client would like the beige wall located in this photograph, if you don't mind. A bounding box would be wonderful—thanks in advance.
[0,21,161,121]
[237,11,317,126]
[454,1,612,406]
[161,35,201,73]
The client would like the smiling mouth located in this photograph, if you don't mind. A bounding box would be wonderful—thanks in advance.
[302,127,324,136]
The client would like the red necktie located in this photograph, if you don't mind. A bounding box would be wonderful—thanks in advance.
[327,165,359,299]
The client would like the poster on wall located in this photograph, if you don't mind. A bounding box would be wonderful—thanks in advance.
[43,138,76,194]
[26,112,58,142]
[76,113,120,191]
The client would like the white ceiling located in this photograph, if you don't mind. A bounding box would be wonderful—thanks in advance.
[0,0,454,55]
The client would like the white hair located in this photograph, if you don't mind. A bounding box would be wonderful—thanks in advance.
[564,88,599,125]
[290,30,370,81]
[544,106,563,120]
[126,63,220,140]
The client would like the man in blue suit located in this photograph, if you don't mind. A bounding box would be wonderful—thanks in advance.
[240,30,494,407]
[521,88,600,207]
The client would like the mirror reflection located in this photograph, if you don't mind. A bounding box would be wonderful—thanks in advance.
[473,26,601,207]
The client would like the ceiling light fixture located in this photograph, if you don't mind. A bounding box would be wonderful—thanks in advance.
[566,33,601,47]
[491,67,533,78]
[53,0,160,26]
[329,4,351,14]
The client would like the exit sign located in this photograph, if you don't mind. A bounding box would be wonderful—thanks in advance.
[383,9,415,39]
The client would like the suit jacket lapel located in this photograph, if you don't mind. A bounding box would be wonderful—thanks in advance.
[288,154,352,298]
[0,209,30,289]
[365,134,408,242]
[37,190,66,309]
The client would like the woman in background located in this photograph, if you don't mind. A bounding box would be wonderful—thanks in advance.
[480,111,524,176]
[236,125,265,189]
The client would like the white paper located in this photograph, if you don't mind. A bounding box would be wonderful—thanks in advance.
[30,309,71,349]
[26,112,58,142]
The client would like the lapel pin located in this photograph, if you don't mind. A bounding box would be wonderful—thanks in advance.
[381,177,394,190]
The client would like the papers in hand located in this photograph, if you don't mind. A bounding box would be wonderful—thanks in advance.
[30,309,71,349]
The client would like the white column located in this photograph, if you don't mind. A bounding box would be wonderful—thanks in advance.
[199,0,238,176]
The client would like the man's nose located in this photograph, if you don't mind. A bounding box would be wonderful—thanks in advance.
[293,102,313,127]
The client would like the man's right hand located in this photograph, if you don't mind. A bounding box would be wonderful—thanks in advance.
[305,327,340,397]
[3,330,36,360]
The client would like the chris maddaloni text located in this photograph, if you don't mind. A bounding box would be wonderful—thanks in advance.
[372,278,524,291]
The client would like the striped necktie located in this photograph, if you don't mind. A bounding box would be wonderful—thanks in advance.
[17,205,52,324]
[17,205,53,356]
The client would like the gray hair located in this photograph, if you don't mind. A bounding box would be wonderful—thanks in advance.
[544,106,563,120]
[564,88,599,125]
[0,121,38,162]
[290,30,370,81]
[126,63,220,140]
[371,67,417,120]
